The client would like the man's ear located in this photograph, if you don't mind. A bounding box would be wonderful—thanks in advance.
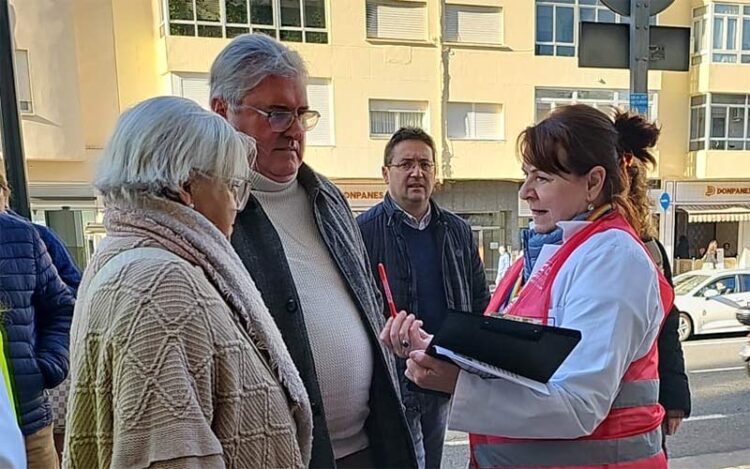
[211,97,228,118]
[382,166,390,184]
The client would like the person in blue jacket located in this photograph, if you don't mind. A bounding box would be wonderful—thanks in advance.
[0,211,75,469]
[0,175,81,294]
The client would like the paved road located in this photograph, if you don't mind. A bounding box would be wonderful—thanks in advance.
[441,333,750,469]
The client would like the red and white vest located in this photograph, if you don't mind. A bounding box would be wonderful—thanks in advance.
[471,211,673,469]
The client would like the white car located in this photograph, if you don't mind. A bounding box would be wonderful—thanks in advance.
[673,269,750,341]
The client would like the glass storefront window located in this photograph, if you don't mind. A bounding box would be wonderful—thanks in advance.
[32,207,100,270]
[459,212,510,285]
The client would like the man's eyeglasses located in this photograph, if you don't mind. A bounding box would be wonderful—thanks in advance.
[388,160,436,173]
[236,104,320,133]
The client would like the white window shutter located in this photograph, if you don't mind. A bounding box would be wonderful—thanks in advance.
[447,103,471,138]
[366,2,426,41]
[445,5,502,44]
[307,79,333,146]
[178,75,211,109]
[448,102,502,139]
[473,103,503,139]
[369,100,427,135]
[14,50,32,113]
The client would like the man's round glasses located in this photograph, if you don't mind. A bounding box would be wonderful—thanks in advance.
[236,104,320,133]
[388,161,436,173]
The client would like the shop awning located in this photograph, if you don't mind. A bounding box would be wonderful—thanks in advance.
[681,204,750,223]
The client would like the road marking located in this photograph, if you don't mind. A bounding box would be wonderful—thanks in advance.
[682,338,747,347]
[689,366,745,374]
[687,413,728,422]
[445,439,469,447]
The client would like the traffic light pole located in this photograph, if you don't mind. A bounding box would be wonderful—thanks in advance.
[0,0,30,218]
[630,0,650,95]
[629,0,651,115]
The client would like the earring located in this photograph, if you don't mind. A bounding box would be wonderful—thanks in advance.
[587,203,594,211]
[188,203,195,209]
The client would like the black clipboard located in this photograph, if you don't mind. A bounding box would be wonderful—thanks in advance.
[427,310,582,384]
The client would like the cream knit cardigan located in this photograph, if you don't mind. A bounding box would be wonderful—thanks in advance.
[63,197,312,469]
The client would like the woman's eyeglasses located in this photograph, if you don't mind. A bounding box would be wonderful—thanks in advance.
[190,171,252,212]
[236,104,321,133]
[226,177,252,211]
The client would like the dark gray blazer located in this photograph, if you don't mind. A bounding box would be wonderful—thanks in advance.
[231,163,417,468]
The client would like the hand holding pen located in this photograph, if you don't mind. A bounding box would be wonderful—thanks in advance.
[377,263,431,358]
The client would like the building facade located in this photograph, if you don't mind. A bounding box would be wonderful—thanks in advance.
[5,0,750,280]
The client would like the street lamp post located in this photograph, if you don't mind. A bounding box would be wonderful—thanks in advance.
[0,0,30,218]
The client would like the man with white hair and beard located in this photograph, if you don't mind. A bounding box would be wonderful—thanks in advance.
[210,34,416,469]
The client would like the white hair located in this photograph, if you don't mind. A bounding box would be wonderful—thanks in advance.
[210,33,308,110]
[95,96,255,203]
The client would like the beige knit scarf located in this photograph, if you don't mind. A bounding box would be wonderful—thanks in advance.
[102,196,313,464]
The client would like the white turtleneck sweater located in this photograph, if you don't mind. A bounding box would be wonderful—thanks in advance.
[250,171,374,459]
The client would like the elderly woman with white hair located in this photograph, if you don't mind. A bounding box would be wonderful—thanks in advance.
[63,96,312,469]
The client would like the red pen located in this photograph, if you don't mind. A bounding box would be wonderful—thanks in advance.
[377,263,399,319]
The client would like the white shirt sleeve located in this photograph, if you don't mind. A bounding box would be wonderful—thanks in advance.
[0,377,26,469]
[449,230,664,439]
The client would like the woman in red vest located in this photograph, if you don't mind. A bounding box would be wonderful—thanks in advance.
[381,104,673,468]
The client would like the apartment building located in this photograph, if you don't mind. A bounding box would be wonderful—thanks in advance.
[6,0,750,279]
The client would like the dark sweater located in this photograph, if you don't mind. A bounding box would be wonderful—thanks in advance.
[402,222,448,334]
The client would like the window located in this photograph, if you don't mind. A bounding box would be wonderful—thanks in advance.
[369,100,427,137]
[535,0,631,56]
[700,276,737,296]
[444,5,503,45]
[366,1,427,41]
[172,73,211,109]
[165,0,328,43]
[740,274,750,292]
[535,88,657,121]
[172,73,334,144]
[690,95,706,151]
[708,3,750,63]
[692,6,708,64]
[306,79,333,146]
[691,93,750,150]
[674,274,710,295]
[14,50,32,114]
[448,103,503,140]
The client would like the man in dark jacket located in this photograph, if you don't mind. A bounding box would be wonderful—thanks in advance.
[210,34,416,468]
[643,237,691,456]
[1,175,81,463]
[357,127,490,469]
[0,213,74,468]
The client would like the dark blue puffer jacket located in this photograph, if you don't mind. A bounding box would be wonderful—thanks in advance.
[0,213,75,436]
[8,210,81,294]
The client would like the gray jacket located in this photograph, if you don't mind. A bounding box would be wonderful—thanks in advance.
[231,163,417,468]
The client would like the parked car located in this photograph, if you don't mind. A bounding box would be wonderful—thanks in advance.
[673,268,750,341]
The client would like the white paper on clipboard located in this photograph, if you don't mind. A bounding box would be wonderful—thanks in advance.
[433,345,550,395]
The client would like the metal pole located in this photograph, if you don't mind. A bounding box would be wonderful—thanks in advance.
[629,0,650,104]
[0,0,30,218]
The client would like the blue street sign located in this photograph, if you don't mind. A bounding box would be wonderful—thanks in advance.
[659,192,671,211]
[630,93,649,115]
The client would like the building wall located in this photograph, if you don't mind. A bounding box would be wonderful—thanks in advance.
[11,0,86,162]
[9,0,750,213]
